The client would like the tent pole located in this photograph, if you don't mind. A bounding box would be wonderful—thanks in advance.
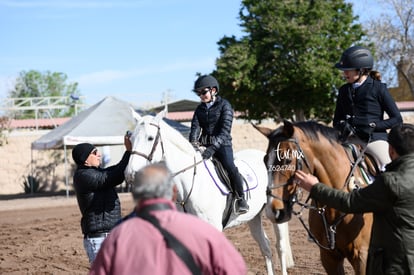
[30,148,34,194]
[64,144,69,198]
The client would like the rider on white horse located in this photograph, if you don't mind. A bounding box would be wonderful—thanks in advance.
[189,75,249,215]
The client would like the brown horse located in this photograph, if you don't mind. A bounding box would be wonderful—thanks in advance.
[254,120,373,275]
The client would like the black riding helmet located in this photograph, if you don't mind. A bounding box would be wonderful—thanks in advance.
[193,75,219,93]
[335,46,373,71]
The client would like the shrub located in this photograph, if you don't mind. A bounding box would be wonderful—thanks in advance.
[22,175,44,194]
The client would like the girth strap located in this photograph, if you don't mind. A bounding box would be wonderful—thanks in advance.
[137,204,201,275]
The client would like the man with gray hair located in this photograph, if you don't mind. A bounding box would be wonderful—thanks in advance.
[90,162,247,275]
[131,161,175,201]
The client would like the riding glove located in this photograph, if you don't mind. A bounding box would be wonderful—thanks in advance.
[191,141,201,151]
[202,146,215,159]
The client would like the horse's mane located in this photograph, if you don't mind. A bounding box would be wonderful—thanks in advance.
[268,121,340,145]
[295,121,340,145]
[159,118,195,154]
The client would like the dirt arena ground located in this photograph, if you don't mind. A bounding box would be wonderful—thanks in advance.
[0,192,355,275]
[8,116,414,274]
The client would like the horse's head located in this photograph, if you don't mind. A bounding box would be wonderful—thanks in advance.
[124,111,166,185]
[254,120,305,223]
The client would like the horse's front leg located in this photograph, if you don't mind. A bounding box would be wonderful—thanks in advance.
[272,222,294,272]
[347,215,371,275]
[320,249,345,275]
[348,249,367,275]
[247,214,276,275]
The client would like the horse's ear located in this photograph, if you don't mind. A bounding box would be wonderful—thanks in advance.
[155,109,166,122]
[282,120,294,137]
[251,123,273,138]
[131,107,141,121]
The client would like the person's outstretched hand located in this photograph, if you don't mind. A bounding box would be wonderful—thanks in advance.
[294,170,319,192]
[124,131,132,152]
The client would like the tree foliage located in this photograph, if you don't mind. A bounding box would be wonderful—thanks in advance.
[9,70,81,119]
[367,0,414,98]
[214,0,366,122]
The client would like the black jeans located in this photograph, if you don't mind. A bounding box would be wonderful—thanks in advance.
[214,145,244,197]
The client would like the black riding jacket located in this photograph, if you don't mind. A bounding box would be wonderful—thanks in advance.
[73,151,131,235]
[333,76,402,141]
[189,96,233,151]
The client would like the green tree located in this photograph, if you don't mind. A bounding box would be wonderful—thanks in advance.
[214,0,366,122]
[9,70,81,119]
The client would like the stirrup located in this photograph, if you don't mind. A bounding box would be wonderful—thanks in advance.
[234,197,249,215]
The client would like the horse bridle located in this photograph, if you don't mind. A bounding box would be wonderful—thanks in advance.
[130,122,165,162]
[268,136,355,251]
[266,137,312,202]
[129,121,203,211]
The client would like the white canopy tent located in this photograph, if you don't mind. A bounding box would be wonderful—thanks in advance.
[31,96,191,197]
[31,96,137,197]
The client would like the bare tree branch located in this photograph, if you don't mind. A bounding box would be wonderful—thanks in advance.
[368,0,414,97]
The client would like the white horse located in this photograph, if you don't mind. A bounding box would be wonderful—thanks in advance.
[124,111,294,275]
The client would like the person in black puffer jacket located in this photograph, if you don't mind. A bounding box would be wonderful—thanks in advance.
[189,75,249,215]
[72,133,131,264]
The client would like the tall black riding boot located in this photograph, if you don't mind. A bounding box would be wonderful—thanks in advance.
[236,195,249,214]
[233,175,249,215]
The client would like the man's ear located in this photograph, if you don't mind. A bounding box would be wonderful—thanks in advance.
[172,184,178,201]
[389,144,399,161]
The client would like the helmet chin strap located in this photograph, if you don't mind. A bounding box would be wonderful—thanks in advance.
[353,69,363,84]
[207,89,217,103]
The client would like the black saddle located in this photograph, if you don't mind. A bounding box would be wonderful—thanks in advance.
[211,157,232,191]
[343,143,381,184]
[210,157,248,227]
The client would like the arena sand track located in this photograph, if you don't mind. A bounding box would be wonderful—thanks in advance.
[0,193,353,275]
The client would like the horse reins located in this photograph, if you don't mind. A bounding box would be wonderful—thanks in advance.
[342,134,372,190]
[268,136,352,251]
[295,139,373,251]
[172,157,206,212]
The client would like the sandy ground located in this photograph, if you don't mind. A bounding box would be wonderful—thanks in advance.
[0,192,355,275]
[4,117,414,274]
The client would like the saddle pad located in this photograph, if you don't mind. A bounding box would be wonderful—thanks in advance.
[203,159,259,195]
